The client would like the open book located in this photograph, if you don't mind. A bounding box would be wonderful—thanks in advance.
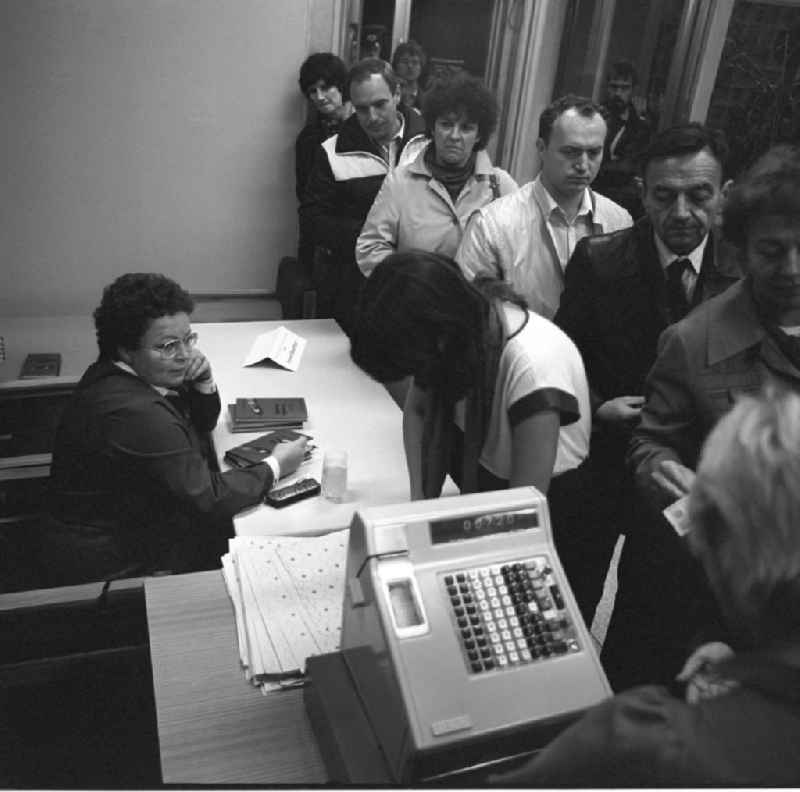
[221,532,348,693]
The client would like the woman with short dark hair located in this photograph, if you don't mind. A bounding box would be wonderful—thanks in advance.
[44,273,307,584]
[295,52,352,201]
[356,74,516,276]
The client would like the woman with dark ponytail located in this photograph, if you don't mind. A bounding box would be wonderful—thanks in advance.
[351,251,599,621]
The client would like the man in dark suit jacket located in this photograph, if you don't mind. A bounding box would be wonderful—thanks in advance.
[554,123,740,690]
[617,147,800,692]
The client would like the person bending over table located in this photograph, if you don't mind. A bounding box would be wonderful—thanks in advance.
[495,385,800,786]
[43,273,307,585]
[351,251,604,624]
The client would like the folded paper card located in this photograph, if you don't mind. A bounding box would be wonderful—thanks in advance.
[244,326,306,371]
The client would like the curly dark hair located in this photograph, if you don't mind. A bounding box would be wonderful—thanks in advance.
[94,273,194,359]
[298,52,348,96]
[722,144,800,250]
[421,74,498,151]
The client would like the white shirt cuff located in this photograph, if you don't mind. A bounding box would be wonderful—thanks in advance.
[264,455,281,481]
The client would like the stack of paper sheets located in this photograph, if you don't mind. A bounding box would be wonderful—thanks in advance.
[221,532,348,694]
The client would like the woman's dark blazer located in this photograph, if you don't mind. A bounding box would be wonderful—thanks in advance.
[45,359,273,581]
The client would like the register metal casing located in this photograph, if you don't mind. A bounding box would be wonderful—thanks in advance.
[339,487,611,782]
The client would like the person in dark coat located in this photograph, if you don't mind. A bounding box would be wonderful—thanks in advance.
[495,386,800,787]
[553,123,740,639]
[295,52,352,203]
[43,273,307,584]
[608,146,800,691]
[592,59,653,219]
[294,53,353,316]
[299,58,427,335]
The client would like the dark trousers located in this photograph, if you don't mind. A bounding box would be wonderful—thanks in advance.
[309,246,365,337]
[548,461,623,627]
[332,255,366,338]
[600,497,723,692]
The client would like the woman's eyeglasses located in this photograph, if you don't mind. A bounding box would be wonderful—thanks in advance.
[151,332,198,359]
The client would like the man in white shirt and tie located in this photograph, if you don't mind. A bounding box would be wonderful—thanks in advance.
[455,94,633,320]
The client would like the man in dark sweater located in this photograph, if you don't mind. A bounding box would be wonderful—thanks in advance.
[299,58,426,335]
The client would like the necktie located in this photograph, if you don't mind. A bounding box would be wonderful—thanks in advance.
[667,258,691,320]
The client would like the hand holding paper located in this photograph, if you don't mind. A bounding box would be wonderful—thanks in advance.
[663,494,691,537]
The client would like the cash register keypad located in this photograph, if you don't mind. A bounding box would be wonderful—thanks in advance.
[443,558,581,674]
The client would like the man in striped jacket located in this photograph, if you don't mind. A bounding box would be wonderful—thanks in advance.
[299,57,426,335]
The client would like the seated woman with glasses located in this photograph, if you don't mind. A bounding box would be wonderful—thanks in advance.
[43,273,308,585]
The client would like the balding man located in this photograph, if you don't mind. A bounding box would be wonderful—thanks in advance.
[456,94,632,320]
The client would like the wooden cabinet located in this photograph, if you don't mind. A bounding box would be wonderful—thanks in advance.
[0,383,75,592]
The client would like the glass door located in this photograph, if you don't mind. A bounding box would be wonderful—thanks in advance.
[705,0,800,176]
[407,0,494,80]
[554,0,688,130]
[355,0,494,78]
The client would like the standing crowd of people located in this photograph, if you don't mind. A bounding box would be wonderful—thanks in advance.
[40,42,800,786]
[294,46,800,784]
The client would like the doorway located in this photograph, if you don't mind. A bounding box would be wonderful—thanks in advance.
[359,0,494,78]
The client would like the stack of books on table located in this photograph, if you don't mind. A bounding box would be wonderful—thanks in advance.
[227,397,308,432]
[221,532,348,693]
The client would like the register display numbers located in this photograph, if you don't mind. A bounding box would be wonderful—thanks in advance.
[430,507,539,545]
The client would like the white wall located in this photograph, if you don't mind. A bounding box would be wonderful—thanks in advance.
[0,0,315,317]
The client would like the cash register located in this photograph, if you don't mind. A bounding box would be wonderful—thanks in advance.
[304,487,610,784]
